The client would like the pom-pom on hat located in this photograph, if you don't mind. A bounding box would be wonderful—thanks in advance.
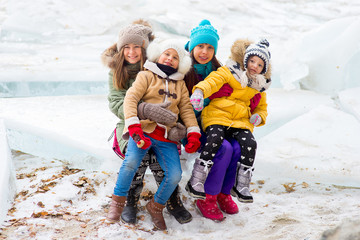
[147,38,192,76]
[185,19,220,54]
[243,39,271,74]
[117,23,153,51]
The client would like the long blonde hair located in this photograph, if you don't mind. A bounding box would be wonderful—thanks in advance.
[102,19,155,90]
[110,46,147,90]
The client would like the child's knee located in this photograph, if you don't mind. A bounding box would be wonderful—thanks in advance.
[123,159,140,172]
[168,169,182,185]
[230,139,241,155]
[221,140,233,152]
[249,139,257,150]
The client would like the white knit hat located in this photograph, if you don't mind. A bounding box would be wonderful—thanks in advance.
[146,38,192,75]
[244,39,271,74]
[117,24,153,51]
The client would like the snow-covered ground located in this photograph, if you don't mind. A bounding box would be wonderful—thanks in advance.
[1,0,360,239]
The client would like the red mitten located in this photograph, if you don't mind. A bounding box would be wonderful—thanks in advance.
[128,124,151,149]
[250,93,261,113]
[185,132,201,153]
[208,83,233,100]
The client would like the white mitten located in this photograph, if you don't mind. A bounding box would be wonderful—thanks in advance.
[250,113,262,126]
[190,89,204,111]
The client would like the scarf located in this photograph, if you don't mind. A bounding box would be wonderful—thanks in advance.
[226,59,271,92]
[126,62,141,79]
[194,61,213,79]
[124,62,141,89]
[156,63,177,76]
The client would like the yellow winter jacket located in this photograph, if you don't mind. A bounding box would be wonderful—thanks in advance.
[193,66,268,132]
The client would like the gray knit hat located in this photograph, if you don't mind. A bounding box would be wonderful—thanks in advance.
[244,39,271,74]
[116,23,153,51]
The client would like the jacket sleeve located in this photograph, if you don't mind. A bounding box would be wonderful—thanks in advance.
[123,71,149,128]
[252,91,268,127]
[107,71,127,121]
[192,67,229,98]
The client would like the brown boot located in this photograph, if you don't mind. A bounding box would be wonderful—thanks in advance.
[146,198,166,230]
[106,194,126,223]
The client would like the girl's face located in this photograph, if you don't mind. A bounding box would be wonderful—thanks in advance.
[123,44,142,64]
[158,48,179,69]
[193,43,215,64]
[247,55,264,75]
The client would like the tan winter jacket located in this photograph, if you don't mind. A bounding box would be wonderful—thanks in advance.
[123,60,200,139]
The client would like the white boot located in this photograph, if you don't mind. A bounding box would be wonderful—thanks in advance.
[231,163,254,203]
[185,158,213,199]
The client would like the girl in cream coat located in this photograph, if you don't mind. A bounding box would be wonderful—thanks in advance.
[112,38,201,231]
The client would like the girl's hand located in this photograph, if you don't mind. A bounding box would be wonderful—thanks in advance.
[250,113,262,126]
[168,122,187,142]
[190,89,204,111]
[184,132,201,153]
[138,101,176,124]
[128,124,151,149]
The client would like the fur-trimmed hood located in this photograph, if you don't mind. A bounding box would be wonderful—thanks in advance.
[229,39,272,80]
[146,38,192,76]
[101,43,117,69]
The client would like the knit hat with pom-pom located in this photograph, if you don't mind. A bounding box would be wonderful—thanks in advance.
[243,39,271,74]
[185,19,219,54]
[147,38,192,76]
[116,20,154,51]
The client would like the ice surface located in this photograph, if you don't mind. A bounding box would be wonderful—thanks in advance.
[1,0,360,238]
[296,17,360,95]
[0,120,16,225]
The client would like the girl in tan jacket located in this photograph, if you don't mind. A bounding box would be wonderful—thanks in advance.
[110,38,201,231]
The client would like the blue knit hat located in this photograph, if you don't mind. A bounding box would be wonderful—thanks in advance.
[185,19,219,54]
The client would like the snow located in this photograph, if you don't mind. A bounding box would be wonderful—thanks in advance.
[1,0,360,239]
[0,120,16,226]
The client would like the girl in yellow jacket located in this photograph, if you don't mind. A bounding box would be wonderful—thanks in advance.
[190,39,272,204]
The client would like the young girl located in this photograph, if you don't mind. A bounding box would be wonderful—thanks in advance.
[109,38,201,231]
[183,19,241,221]
[190,38,272,213]
[103,20,191,225]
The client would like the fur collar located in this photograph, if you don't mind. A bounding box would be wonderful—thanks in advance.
[143,60,185,81]
[226,59,271,92]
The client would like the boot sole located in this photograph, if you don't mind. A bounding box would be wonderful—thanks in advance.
[174,215,193,224]
[230,188,253,203]
[195,202,226,222]
[185,183,206,199]
[167,208,193,224]
[105,218,119,224]
[120,215,137,225]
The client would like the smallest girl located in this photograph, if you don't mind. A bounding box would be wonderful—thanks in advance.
[109,38,201,231]
[190,39,272,218]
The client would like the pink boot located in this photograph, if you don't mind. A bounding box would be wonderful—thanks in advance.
[217,192,239,214]
[196,194,224,221]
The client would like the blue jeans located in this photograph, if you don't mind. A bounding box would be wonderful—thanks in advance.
[113,135,182,205]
